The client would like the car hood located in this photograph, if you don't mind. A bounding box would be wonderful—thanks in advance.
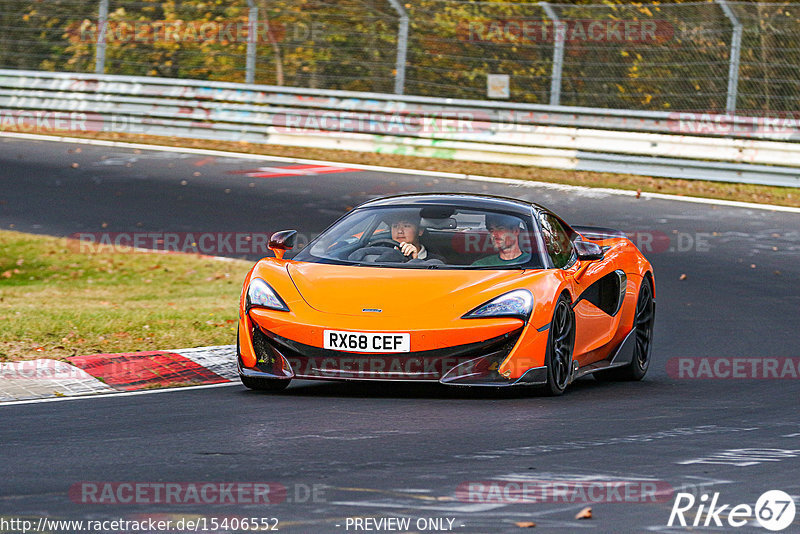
[286,262,526,317]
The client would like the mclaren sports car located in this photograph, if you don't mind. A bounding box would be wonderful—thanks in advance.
[237,194,655,395]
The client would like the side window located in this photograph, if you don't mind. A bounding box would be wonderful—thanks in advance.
[309,211,377,257]
[370,221,391,241]
[540,213,575,269]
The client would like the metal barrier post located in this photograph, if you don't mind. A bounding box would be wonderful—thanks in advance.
[716,0,742,113]
[387,0,408,95]
[246,0,258,84]
[95,0,109,74]
[541,2,564,107]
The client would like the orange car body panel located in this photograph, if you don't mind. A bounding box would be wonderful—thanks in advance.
[238,231,653,383]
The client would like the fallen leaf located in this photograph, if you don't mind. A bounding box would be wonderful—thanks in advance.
[575,507,592,520]
[514,521,536,528]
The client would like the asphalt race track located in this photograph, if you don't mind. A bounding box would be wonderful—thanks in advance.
[1,136,799,533]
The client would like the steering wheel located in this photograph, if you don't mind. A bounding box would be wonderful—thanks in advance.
[369,238,402,248]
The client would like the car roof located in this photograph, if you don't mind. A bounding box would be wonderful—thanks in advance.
[355,193,547,215]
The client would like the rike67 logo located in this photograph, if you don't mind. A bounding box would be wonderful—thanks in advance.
[668,490,796,531]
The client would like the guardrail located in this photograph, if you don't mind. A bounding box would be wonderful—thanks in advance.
[0,69,798,188]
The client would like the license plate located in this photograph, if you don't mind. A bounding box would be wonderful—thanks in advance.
[323,330,411,353]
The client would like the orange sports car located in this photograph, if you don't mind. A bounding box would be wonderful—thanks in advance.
[237,194,655,395]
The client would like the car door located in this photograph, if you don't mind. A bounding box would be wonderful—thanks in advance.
[538,212,623,365]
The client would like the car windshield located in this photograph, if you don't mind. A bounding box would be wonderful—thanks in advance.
[293,205,545,269]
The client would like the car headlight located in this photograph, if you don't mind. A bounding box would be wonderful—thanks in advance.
[462,289,533,321]
[246,278,289,312]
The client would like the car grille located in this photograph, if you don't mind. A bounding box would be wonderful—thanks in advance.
[251,326,522,381]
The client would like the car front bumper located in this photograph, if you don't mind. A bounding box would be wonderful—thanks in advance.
[238,308,550,387]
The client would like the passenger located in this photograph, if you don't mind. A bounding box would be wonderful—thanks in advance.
[471,213,532,267]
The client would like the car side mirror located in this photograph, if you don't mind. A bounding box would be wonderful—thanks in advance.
[268,230,297,260]
[574,240,603,261]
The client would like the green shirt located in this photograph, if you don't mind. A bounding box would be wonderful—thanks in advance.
[471,252,532,267]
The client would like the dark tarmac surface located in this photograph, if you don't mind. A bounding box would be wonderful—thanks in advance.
[1,137,798,533]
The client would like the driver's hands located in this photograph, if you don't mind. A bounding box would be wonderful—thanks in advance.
[397,241,418,259]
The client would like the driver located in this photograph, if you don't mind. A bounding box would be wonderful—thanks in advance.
[389,212,429,260]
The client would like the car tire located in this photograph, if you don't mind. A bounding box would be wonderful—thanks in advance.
[595,276,654,382]
[542,294,575,396]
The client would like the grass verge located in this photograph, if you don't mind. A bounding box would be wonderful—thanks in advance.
[4,129,798,208]
[0,229,251,362]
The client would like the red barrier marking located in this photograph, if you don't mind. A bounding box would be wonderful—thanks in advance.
[227,164,360,178]
[68,351,228,391]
